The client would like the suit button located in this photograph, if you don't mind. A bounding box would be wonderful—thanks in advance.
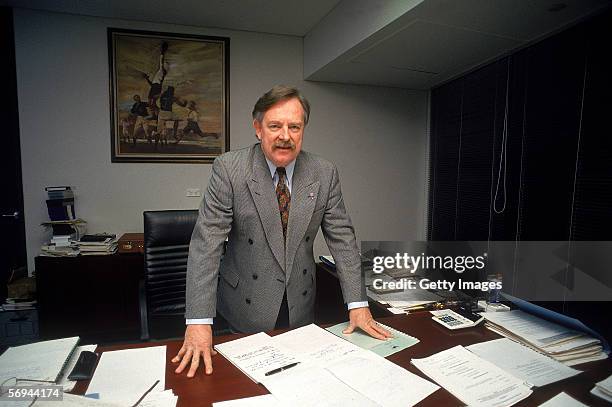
[302,290,308,296]
[245,298,251,304]
[248,238,253,245]
[303,269,307,275]
[252,274,258,280]
[305,236,310,242]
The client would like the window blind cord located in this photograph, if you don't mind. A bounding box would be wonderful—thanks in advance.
[453,81,465,240]
[493,58,511,214]
[563,53,589,307]
[513,53,530,295]
[487,60,501,247]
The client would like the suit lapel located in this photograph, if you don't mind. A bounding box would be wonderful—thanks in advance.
[246,145,286,272]
[285,154,319,282]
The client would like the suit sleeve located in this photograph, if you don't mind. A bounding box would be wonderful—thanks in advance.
[321,164,367,304]
[185,157,233,319]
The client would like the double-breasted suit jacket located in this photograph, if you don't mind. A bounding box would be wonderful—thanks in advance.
[186,143,365,333]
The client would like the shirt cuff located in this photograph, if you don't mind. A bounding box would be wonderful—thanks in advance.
[186,318,214,325]
[347,301,369,310]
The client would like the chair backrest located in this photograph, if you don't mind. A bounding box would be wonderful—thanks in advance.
[143,210,198,317]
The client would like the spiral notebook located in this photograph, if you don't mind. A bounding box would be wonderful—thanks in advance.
[0,336,80,383]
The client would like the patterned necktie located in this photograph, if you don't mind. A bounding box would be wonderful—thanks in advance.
[275,167,291,242]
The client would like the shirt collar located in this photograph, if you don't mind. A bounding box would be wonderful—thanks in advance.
[264,155,296,188]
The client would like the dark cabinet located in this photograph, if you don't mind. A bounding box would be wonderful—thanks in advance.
[35,254,143,344]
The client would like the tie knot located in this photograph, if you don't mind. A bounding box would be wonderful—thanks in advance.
[276,167,286,180]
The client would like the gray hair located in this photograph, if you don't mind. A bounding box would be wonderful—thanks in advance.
[252,85,310,125]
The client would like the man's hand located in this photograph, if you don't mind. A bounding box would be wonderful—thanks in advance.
[172,324,216,377]
[343,307,393,340]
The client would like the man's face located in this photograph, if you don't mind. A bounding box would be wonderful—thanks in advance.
[254,97,304,168]
[133,95,141,102]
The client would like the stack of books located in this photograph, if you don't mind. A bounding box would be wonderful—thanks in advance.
[76,234,118,256]
[0,298,37,311]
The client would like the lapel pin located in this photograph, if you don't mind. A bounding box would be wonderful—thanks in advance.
[308,192,315,200]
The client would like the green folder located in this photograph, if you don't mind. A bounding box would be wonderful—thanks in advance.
[326,322,419,357]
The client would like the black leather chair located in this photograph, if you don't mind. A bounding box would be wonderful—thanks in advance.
[141,210,197,340]
[141,210,230,340]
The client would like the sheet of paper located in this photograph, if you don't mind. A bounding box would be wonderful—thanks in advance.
[214,332,298,383]
[386,300,436,308]
[411,345,532,407]
[262,366,379,407]
[139,389,178,407]
[86,346,166,406]
[326,355,439,407]
[325,322,419,357]
[366,288,442,303]
[212,394,282,407]
[271,324,361,366]
[538,392,589,407]
[591,386,612,402]
[596,373,612,393]
[0,337,79,383]
[466,338,581,387]
[32,393,121,406]
[482,310,583,348]
[58,345,98,391]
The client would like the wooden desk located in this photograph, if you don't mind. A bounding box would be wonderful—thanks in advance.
[74,313,612,406]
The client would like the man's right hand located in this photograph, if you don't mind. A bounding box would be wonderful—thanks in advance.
[172,324,216,377]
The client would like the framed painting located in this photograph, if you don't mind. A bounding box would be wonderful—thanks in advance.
[108,28,229,163]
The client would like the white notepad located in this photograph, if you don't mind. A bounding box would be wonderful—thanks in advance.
[0,336,80,383]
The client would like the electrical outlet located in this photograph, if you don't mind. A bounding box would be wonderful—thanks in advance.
[186,188,201,197]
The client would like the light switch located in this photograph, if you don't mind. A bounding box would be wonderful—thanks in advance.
[186,188,201,197]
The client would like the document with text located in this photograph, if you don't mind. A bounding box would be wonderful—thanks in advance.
[411,345,532,407]
[214,332,299,383]
[466,338,581,387]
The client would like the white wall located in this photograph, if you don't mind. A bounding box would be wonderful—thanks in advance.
[13,9,429,270]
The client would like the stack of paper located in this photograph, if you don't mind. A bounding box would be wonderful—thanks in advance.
[481,310,606,365]
[466,338,581,387]
[77,238,118,256]
[591,374,612,402]
[215,324,440,407]
[411,345,533,407]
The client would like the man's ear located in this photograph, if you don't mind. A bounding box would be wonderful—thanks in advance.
[253,119,262,140]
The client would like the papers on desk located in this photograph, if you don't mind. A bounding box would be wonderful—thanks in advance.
[325,321,419,357]
[214,332,299,383]
[411,345,532,407]
[466,338,581,387]
[216,324,439,407]
[481,310,606,365]
[591,373,612,402]
[213,394,282,406]
[86,346,166,406]
[539,392,589,407]
[0,336,79,383]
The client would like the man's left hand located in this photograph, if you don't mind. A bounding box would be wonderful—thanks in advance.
[343,307,393,340]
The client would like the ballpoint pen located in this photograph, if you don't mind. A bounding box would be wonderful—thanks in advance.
[264,362,300,376]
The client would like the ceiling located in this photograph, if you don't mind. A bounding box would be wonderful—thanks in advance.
[4,0,611,89]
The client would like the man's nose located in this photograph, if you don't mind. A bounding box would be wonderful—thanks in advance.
[279,126,290,140]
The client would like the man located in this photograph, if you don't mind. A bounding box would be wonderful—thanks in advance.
[130,94,151,143]
[173,85,391,378]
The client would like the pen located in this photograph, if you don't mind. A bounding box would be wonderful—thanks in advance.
[264,362,300,376]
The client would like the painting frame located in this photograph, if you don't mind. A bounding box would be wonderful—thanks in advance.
[108,28,230,163]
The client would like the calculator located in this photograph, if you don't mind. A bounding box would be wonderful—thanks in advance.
[430,309,484,330]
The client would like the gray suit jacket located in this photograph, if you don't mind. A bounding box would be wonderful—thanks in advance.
[185,143,365,332]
